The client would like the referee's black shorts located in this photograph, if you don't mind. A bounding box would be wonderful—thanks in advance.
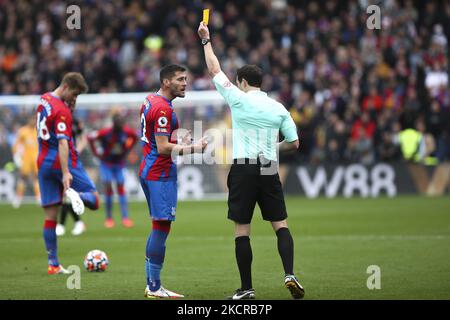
[227,159,287,224]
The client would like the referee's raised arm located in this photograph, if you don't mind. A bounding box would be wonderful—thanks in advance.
[198,22,244,107]
[198,22,221,77]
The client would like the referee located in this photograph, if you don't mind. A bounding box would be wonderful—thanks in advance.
[198,22,305,300]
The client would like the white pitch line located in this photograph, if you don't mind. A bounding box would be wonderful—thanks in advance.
[2,234,450,243]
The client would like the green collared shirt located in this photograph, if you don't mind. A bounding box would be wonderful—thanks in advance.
[213,71,298,161]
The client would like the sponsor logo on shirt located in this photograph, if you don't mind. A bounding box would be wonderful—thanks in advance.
[223,81,232,88]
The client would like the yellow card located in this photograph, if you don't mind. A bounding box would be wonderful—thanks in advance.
[203,9,210,25]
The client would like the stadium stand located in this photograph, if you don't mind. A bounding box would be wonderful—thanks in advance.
[0,0,449,165]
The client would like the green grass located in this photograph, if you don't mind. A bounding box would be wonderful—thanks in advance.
[0,196,449,300]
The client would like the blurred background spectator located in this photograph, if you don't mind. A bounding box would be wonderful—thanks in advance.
[0,0,449,165]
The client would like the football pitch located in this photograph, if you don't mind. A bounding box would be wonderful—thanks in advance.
[0,196,449,300]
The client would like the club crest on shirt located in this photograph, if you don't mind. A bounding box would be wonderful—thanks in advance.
[158,116,168,127]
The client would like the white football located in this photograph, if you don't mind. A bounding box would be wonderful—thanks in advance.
[84,249,109,272]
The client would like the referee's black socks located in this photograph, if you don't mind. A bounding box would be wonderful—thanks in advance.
[235,236,253,290]
[276,227,294,276]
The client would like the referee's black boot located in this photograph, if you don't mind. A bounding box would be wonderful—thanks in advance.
[228,288,255,300]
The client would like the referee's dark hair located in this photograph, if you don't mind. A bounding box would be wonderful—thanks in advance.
[237,65,263,87]
[160,64,187,83]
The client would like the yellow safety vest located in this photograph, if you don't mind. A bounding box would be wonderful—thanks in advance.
[398,129,422,161]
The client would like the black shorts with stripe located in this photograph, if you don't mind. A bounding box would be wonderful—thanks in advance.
[227,159,287,224]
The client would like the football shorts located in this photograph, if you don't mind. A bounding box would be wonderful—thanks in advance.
[227,160,287,224]
[38,162,97,207]
[20,157,38,176]
[99,162,125,184]
[140,178,177,221]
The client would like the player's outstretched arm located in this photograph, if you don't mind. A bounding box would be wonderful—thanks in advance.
[155,135,207,156]
[198,22,221,77]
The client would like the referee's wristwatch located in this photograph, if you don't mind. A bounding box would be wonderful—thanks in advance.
[201,38,210,46]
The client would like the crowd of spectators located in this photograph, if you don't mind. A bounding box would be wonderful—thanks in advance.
[1,0,449,165]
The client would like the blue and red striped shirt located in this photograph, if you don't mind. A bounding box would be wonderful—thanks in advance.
[36,92,78,170]
[88,126,138,166]
[139,93,179,181]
